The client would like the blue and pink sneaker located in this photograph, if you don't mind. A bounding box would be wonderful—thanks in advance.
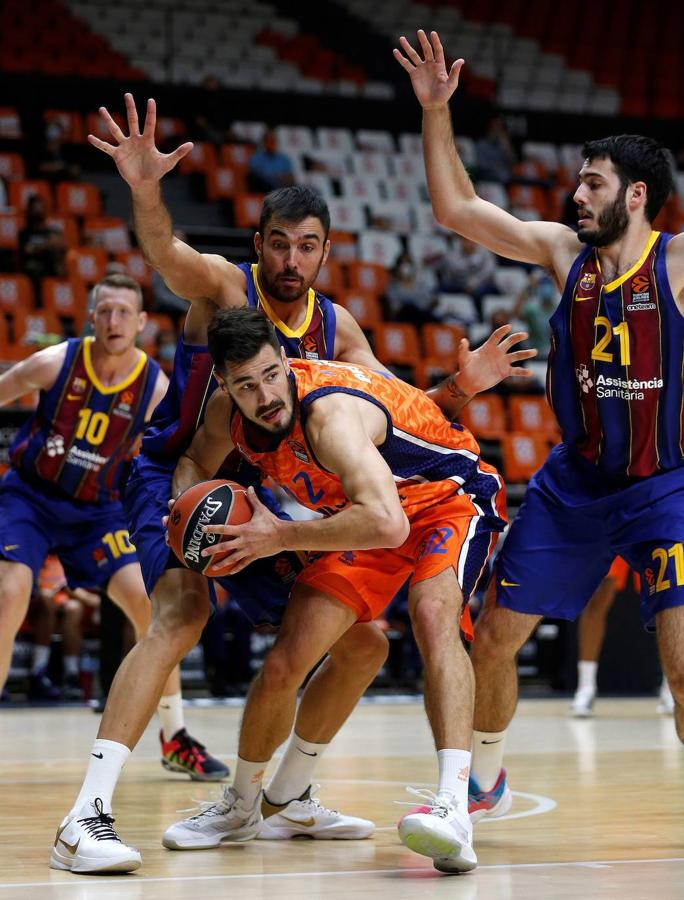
[468,769,512,823]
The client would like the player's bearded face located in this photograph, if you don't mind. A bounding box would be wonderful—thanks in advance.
[226,349,298,443]
[256,217,328,304]
[577,190,630,247]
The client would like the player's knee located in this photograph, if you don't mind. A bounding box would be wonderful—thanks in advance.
[149,591,208,652]
[260,647,307,694]
[0,578,31,628]
[411,595,461,648]
[472,606,526,662]
[331,625,389,673]
[666,668,684,706]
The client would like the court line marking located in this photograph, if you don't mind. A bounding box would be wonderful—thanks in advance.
[2,857,684,889]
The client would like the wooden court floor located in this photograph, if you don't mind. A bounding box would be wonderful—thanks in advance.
[1,697,682,899]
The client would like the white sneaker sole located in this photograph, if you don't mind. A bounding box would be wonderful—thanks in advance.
[49,846,141,874]
[256,820,374,840]
[398,819,477,873]
[162,822,260,850]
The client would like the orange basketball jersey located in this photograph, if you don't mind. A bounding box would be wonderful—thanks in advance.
[230,358,506,524]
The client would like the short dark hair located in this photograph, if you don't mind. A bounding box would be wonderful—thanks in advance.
[92,273,144,310]
[208,307,281,372]
[258,185,331,238]
[582,134,674,222]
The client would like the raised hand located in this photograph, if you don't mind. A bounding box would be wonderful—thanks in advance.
[87,93,193,189]
[455,325,538,396]
[393,29,464,109]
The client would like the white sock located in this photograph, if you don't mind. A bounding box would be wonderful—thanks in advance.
[436,748,471,807]
[64,655,80,677]
[70,739,130,815]
[471,730,506,792]
[31,644,50,673]
[265,734,330,805]
[577,660,598,694]
[232,756,268,808]
[158,692,184,741]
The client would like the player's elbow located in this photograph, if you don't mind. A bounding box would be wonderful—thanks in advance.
[372,507,410,549]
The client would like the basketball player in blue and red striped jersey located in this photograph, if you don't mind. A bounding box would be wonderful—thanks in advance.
[397,29,684,818]
[52,92,537,874]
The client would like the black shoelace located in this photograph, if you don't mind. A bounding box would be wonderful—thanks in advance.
[77,798,122,842]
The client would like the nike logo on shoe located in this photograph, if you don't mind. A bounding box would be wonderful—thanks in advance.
[60,837,80,855]
[91,752,104,759]
[281,815,316,827]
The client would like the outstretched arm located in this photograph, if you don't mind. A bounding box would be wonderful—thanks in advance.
[88,93,245,304]
[394,30,578,269]
[0,343,66,407]
[333,305,536,417]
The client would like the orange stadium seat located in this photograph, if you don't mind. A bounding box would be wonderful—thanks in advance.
[337,291,382,330]
[413,357,454,391]
[178,142,217,175]
[0,107,22,139]
[45,215,80,248]
[220,144,254,172]
[0,152,26,180]
[139,313,175,354]
[206,166,246,202]
[44,110,84,144]
[115,250,152,290]
[314,259,344,297]
[346,261,389,295]
[508,185,549,219]
[233,193,265,228]
[458,394,507,441]
[371,322,421,368]
[8,180,53,213]
[327,231,357,263]
[500,433,549,482]
[42,278,88,331]
[0,274,34,311]
[66,246,108,285]
[56,182,102,218]
[155,117,186,143]
[421,323,466,364]
[0,211,23,251]
[82,216,130,252]
[508,395,560,442]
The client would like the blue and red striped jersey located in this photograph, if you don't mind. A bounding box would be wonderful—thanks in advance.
[10,337,159,503]
[141,261,337,467]
[547,230,684,478]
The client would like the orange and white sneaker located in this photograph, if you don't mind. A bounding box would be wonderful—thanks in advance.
[49,798,141,874]
[398,788,477,874]
[257,786,374,840]
[160,728,229,781]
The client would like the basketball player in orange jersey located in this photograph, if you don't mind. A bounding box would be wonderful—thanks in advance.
[161,306,508,873]
[396,30,684,822]
[52,92,536,875]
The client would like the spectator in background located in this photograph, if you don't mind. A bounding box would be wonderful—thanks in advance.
[155,328,177,376]
[38,123,81,184]
[385,251,441,325]
[192,74,237,146]
[19,194,66,301]
[247,128,295,193]
[432,236,499,304]
[512,269,558,359]
[475,115,517,184]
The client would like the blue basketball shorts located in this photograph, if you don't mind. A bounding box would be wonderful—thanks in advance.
[124,454,303,627]
[0,469,139,590]
[496,444,684,628]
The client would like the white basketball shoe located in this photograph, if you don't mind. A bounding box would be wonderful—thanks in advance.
[162,786,262,850]
[49,798,141,874]
[257,786,374,840]
[398,788,477,874]
[570,687,596,718]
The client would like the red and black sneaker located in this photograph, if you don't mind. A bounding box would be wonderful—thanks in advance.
[160,729,229,782]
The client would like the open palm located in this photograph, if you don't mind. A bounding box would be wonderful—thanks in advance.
[87,93,193,188]
[393,30,464,109]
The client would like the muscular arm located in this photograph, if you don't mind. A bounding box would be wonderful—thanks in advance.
[88,92,247,305]
[275,394,409,552]
[0,343,66,407]
[395,31,580,276]
[173,389,235,498]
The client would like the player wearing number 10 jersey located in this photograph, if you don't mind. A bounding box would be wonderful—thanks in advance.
[0,274,168,700]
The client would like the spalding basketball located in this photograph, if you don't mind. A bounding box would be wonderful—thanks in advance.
[167,480,252,574]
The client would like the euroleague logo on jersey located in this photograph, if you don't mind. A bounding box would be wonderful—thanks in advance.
[287,439,309,463]
[301,334,320,359]
[627,273,656,311]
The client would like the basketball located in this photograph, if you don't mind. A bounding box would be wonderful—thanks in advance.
[167,480,252,574]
